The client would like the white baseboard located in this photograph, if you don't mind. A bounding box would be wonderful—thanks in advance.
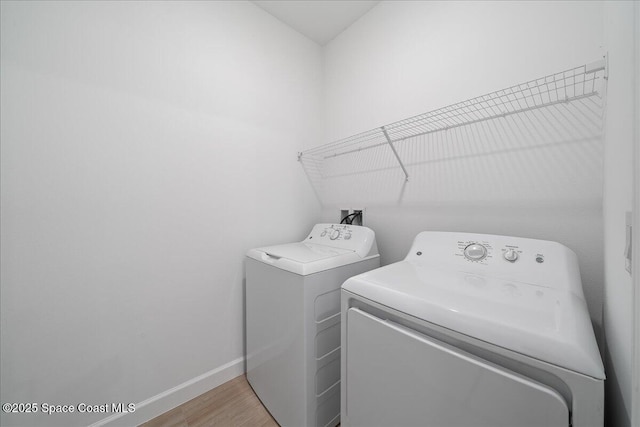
[89,357,245,427]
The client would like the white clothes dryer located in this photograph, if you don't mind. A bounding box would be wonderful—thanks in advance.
[246,224,379,427]
[341,231,604,427]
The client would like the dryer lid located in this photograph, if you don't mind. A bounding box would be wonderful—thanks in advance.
[343,260,605,380]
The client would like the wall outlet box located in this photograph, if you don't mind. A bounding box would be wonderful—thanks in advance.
[340,208,365,226]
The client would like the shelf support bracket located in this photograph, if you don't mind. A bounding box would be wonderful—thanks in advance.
[586,53,607,80]
[381,126,409,182]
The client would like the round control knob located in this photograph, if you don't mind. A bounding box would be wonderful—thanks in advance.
[330,229,341,240]
[344,233,352,240]
[503,249,518,262]
[464,243,487,261]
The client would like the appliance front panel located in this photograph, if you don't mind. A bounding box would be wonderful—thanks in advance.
[343,308,569,427]
[246,258,306,426]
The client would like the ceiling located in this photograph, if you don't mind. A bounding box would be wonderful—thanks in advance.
[252,1,380,45]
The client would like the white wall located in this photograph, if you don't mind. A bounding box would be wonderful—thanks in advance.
[323,1,604,143]
[2,1,635,426]
[320,1,606,338]
[602,2,637,426]
[0,2,322,426]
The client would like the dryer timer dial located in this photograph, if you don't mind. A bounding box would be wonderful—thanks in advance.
[464,243,488,261]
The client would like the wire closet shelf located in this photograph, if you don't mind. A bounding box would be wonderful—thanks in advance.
[298,58,608,181]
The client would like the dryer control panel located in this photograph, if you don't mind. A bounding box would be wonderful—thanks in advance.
[303,224,378,258]
[405,231,582,297]
[458,240,524,265]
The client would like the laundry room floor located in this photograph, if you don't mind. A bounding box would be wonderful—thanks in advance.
[140,375,278,427]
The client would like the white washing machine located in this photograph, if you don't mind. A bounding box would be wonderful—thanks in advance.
[341,231,605,427]
[246,224,380,427]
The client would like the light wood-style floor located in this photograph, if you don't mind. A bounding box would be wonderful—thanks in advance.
[140,375,279,427]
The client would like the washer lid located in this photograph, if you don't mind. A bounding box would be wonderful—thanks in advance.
[246,224,379,276]
[247,242,373,275]
[343,260,605,380]
[259,242,353,263]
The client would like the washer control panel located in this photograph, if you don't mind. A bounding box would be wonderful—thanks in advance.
[303,223,377,258]
[319,224,352,241]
